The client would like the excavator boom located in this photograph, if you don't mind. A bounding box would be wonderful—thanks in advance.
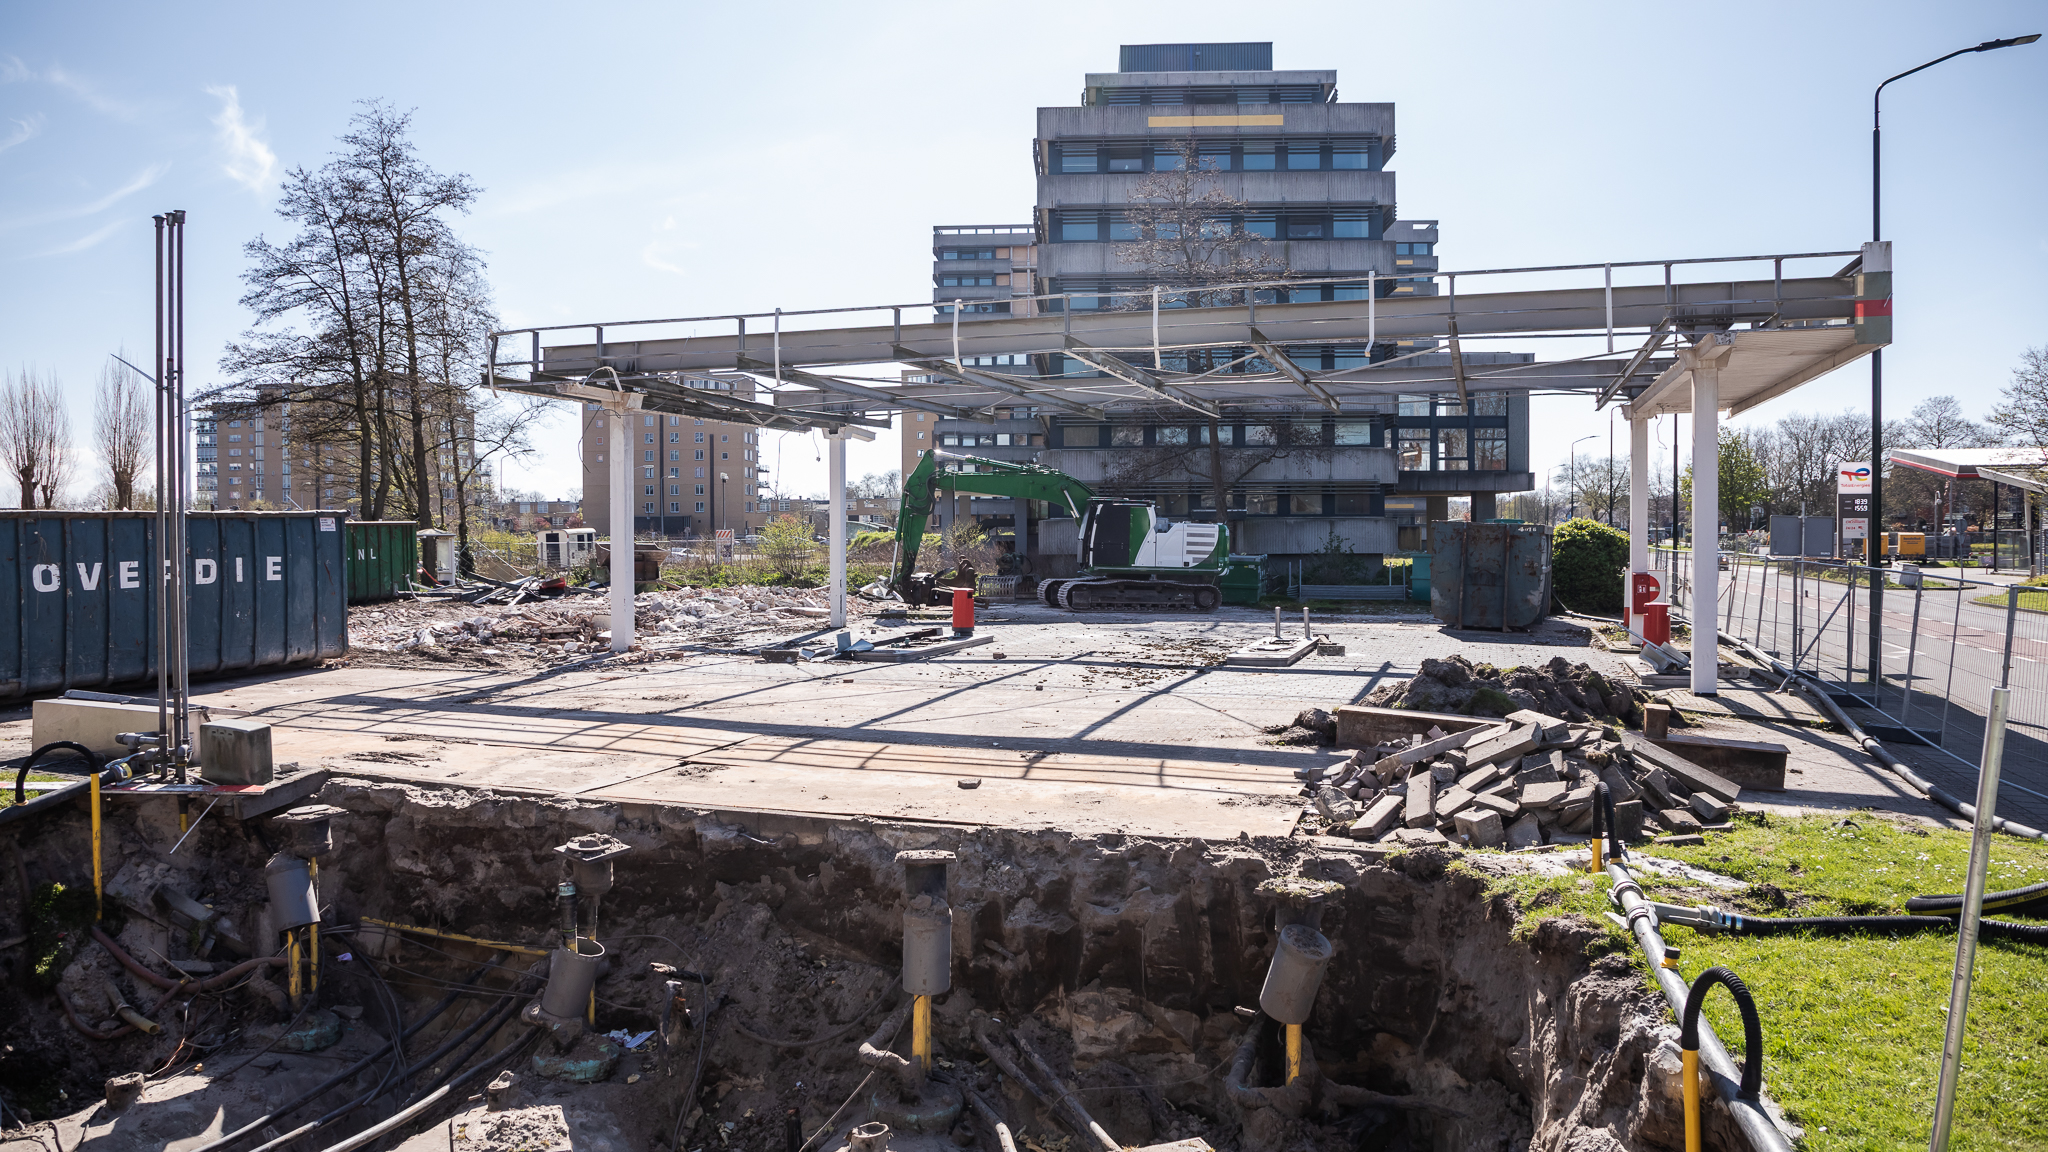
[894,450,1092,597]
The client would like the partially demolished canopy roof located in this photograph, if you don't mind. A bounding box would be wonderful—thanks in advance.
[490,244,1890,420]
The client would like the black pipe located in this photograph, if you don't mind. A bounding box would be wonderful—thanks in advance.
[1712,911,2048,945]
[1597,780,1625,865]
[182,957,498,1152]
[13,741,103,804]
[1906,878,2048,918]
[1680,966,1763,1099]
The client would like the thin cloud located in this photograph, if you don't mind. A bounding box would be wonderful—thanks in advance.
[643,246,687,276]
[2,58,146,120]
[0,162,168,232]
[34,217,127,257]
[0,114,42,154]
[204,84,275,192]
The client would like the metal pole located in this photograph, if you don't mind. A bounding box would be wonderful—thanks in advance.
[1367,272,1376,350]
[1603,263,1613,353]
[153,214,167,758]
[1900,584,1924,730]
[829,431,847,629]
[2003,587,2020,688]
[1928,685,2010,1152]
[608,394,633,654]
[1152,286,1161,370]
[171,211,190,767]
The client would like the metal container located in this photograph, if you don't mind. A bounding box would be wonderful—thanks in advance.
[902,895,952,996]
[264,852,320,930]
[1257,923,1334,1025]
[1406,554,1431,603]
[540,938,606,1019]
[1429,521,1552,630]
[344,521,418,603]
[0,511,347,699]
[1220,555,1266,605]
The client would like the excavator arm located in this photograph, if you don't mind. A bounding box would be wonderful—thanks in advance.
[893,449,1093,598]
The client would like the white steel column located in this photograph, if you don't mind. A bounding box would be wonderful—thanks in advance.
[609,401,635,653]
[1626,405,1650,633]
[1690,363,1720,695]
[828,429,847,629]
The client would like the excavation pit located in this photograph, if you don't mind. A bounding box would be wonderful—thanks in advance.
[0,777,1764,1152]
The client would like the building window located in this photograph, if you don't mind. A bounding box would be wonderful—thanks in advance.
[1290,492,1323,515]
[1155,426,1189,446]
[695,485,706,496]
[1436,428,1470,471]
[938,275,999,287]
[643,502,655,513]
[1476,432,1508,470]
[695,467,706,478]
[1245,488,1280,516]
[695,432,705,442]
[939,246,998,259]
[1472,392,1508,416]
[669,484,681,495]
[694,502,706,513]
[669,502,681,513]
[1334,421,1375,446]
[1398,430,1429,470]
[1111,426,1144,447]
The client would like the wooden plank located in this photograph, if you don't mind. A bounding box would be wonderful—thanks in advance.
[1623,735,1745,804]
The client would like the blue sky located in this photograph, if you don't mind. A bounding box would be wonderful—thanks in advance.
[2,1,2044,505]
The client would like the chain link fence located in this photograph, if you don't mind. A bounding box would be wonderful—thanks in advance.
[1652,546,2048,823]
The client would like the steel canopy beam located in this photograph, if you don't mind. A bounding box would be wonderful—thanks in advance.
[1247,326,1338,411]
[494,374,885,432]
[733,354,971,420]
[892,347,1106,418]
[1062,337,1218,416]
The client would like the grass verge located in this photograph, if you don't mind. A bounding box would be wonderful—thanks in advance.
[1482,813,2048,1151]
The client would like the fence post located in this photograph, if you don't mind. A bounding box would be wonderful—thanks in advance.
[1900,584,1924,733]
[1928,686,2011,1152]
[2004,586,2021,689]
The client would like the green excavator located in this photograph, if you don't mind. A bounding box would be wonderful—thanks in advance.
[888,449,1229,611]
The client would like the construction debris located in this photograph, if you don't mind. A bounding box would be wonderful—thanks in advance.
[1304,707,1748,849]
[1361,654,1651,725]
[350,584,871,666]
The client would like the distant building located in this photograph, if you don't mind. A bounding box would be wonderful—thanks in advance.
[487,500,584,532]
[901,43,1527,563]
[195,400,485,520]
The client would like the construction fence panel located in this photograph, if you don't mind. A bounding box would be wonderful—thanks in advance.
[1651,545,2048,818]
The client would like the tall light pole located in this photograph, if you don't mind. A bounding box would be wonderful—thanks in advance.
[1566,435,1596,522]
[1869,33,2038,682]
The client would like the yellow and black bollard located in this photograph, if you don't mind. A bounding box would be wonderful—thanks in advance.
[1679,966,1764,1152]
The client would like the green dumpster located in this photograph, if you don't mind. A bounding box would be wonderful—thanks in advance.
[345,521,419,603]
[1220,554,1266,605]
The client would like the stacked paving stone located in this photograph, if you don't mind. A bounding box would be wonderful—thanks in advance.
[1307,710,1743,849]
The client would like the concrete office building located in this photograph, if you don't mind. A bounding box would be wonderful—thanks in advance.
[196,402,484,522]
[580,375,772,539]
[906,43,1531,565]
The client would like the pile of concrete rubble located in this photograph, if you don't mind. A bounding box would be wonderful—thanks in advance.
[1361,654,1650,725]
[349,585,865,659]
[1307,709,1743,850]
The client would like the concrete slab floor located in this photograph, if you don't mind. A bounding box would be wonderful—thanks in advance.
[0,602,1973,835]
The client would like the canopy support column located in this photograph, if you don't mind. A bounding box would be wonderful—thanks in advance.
[1627,405,1650,633]
[828,429,848,629]
[609,401,635,653]
[1689,345,1728,695]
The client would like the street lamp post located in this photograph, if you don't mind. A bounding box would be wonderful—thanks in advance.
[1566,435,1596,522]
[1868,33,2039,682]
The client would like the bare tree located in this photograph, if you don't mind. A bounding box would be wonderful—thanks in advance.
[1989,346,2048,449]
[1097,405,1330,522]
[1900,394,1986,450]
[94,358,150,508]
[0,369,70,509]
[1114,137,1288,310]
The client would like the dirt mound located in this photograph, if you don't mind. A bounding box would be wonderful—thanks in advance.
[1363,654,1648,725]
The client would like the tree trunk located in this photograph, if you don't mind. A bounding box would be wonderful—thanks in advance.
[16,468,34,511]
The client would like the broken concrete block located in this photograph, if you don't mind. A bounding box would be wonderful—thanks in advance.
[1471,791,1520,819]
[1314,787,1358,823]
[1441,748,1469,773]
[1404,770,1437,829]
[1658,833,1705,846]
[199,720,274,786]
[1390,826,1450,846]
[1640,766,1678,809]
[1562,784,1596,808]
[1688,793,1731,823]
[1453,809,1505,849]
[1657,808,1704,834]
[1355,793,1405,839]
[1506,710,1570,741]
[1430,761,1459,785]
[1611,799,1646,842]
[1562,804,1595,834]
[1434,786,1477,819]
[1550,750,1575,781]
[1374,754,1405,783]
[1457,762,1503,793]
[1516,760,1559,786]
[1505,813,1544,849]
[1466,724,1540,768]
[1598,766,1640,804]
[1626,735,1744,804]
[1481,777,1519,797]
[1521,781,1568,810]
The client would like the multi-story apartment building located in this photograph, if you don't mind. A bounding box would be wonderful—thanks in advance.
[900,43,1529,566]
[195,402,484,523]
[579,375,772,539]
[487,500,584,532]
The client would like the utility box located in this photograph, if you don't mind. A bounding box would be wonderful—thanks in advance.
[417,529,459,585]
[200,718,274,785]
[539,528,597,570]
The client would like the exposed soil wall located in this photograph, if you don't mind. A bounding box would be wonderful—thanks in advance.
[0,781,1752,1152]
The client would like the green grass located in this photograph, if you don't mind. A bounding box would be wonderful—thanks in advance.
[1970,577,2048,615]
[0,772,77,809]
[1481,814,2048,1151]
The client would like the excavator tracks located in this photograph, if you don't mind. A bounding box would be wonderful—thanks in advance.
[1044,577,1219,612]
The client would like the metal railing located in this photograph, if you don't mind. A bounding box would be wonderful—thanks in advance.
[1654,547,2048,823]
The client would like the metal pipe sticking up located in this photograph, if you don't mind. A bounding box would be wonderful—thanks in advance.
[896,850,954,1079]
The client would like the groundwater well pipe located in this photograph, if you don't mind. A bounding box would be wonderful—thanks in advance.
[1606,862,1793,1152]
